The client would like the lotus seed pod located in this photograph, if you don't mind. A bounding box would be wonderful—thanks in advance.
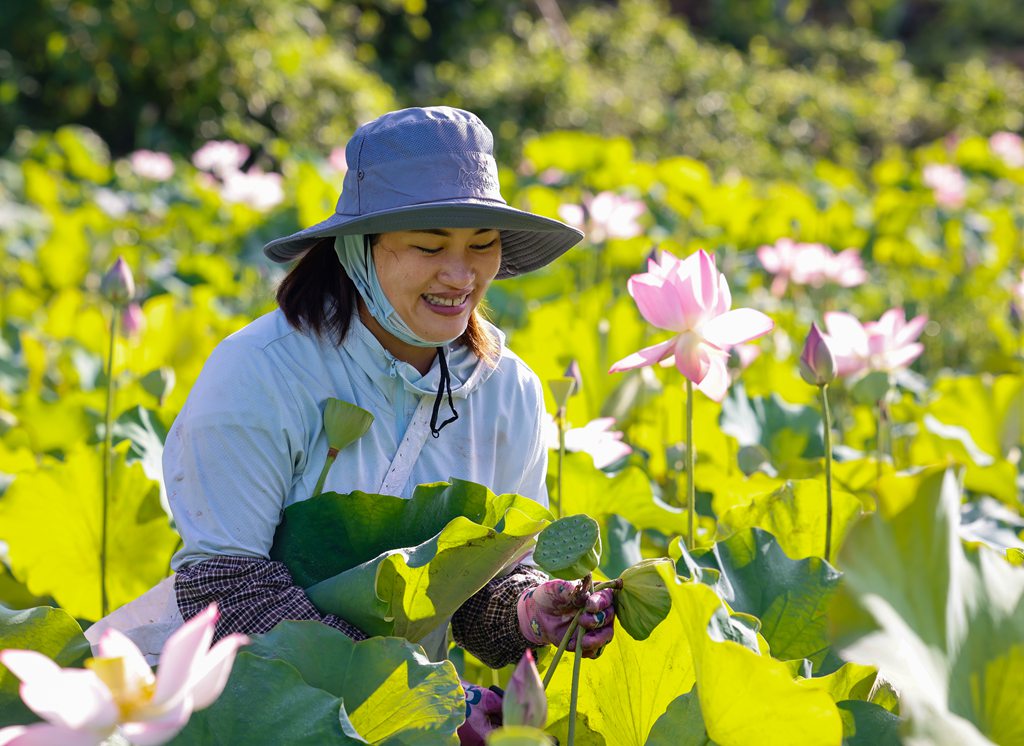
[323,398,375,453]
[547,377,576,409]
[534,514,601,580]
[615,558,674,640]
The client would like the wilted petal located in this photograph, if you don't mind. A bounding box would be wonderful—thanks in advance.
[152,605,218,708]
[701,308,774,348]
[609,338,676,373]
[189,633,248,711]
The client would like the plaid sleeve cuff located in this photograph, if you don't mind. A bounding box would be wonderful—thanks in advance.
[174,555,368,642]
[451,563,549,669]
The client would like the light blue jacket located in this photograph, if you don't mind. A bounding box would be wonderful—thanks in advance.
[165,309,549,569]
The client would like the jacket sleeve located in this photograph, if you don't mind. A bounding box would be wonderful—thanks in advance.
[174,555,367,642]
[451,563,548,669]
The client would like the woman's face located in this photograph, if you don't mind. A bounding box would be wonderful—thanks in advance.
[372,227,502,343]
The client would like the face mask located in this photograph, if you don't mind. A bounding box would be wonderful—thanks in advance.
[334,233,462,348]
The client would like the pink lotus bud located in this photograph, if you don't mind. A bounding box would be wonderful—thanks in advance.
[563,360,583,396]
[121,303,144,338]
[100,257,135,307]
[502,650,547,728]
[799,323,837,386]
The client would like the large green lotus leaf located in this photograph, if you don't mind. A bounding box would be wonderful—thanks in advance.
[271,479,551,587]
[796,662,878,703]
[837,701,902,746]
[0,605,91,726]
[676,527,843,671]
[241,621,463,744]
[553,452,688,535]
[719,384,825,468]
[306,507,549,641]
[646,687,712,746]
[671,578,843,746]
[170,653,366,745]
[718,479,862,561]
[543,561,696,746]
[831,467,1024,745]
[0,445,180,620]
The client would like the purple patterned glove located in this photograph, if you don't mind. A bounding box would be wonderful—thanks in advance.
[517,579,615,657]
[457,681,503,746]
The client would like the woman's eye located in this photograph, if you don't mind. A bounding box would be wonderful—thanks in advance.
[471,240,497,251]
[414,246,443,255]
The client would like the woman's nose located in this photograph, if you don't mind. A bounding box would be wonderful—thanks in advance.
[438,256,474,287]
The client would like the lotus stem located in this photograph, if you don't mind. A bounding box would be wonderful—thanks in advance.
[101,310,118,617]
[312,447,340,497]
[556,406,566,519]
[567,625,585,746]
[820,384,834,564]
[686,378,696,550]
[592,578,623,592]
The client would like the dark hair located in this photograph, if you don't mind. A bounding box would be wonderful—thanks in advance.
[276,237,499,364]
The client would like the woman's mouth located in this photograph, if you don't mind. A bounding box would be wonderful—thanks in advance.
[422,292,471,315]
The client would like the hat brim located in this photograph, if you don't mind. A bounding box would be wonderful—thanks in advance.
[262,199,584,279]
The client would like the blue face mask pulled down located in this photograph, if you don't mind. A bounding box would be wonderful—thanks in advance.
[334,233,460,436]
[334,233,462,348]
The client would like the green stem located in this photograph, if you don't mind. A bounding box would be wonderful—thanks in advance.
[686,378,695,550]
[541,607,584,690]
[101,310,118,618]
[820,384,834,564]
[556,407,566,519]
[312,448,339,497]
[567,625,585,746]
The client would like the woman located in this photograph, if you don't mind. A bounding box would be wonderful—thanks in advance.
[164,107,615,741]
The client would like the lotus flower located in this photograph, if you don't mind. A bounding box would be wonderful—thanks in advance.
[824,309,927,378]
[799,323,837,386]
[121,302,145,338]
[610,249,774,401]
[990,132,1024,168]
[129,150,175,181]
[220,169,284,211]
[543,415,632,469]
[922,164,966,208]
[757,239,867,296]
[192,140,250,176]
[0,604,248,746]
[328,147,348,173]
[558,191,646,243]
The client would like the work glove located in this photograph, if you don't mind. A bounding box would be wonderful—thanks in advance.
[457,681,503,746]
[517,579,615,658]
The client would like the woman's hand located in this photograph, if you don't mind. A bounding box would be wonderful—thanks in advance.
[517,579,615,657]
[457,681,503,745]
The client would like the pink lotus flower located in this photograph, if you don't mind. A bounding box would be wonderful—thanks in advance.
[220,169,285,211]
[100,257,135,307]
[922,164,966,208]
[757,239,867,297]
[328,147,348,173]
[0,604,247,746]
[610,249,774,401]
[192,140,250,176]
[558,191,646,243]
[990,132,1024,169]
[121,302,145,338]
[823,309,927,377]
[799,323,837,386]
[502,650,546,729]
[543,415,632,469]
[129,151,174,181]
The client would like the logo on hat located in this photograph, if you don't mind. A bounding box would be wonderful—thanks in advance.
[458,166,499,195]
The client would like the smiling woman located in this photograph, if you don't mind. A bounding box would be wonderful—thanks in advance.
[101,106,619,744]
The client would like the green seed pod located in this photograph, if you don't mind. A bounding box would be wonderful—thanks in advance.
[615,558,674,640]
[534,514,601,580]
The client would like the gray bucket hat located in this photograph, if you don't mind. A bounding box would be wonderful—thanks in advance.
[262,106,584,279]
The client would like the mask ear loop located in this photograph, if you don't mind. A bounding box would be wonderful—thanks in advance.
[430,346,459,437]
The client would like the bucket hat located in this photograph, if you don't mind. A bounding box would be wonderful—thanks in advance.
[262,106,584,279]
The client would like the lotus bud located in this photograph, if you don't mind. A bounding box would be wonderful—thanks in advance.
[534,514,601,580]
[563,360,583,396]
[547,377,576,410]
[615,557,674,640]
[502,650,547,729]
[121,302,144,338]
[100,256,135,307]
[323,398,375,455]
[799,323,836,386]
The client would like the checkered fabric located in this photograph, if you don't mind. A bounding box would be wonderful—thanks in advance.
[175,556,548,667]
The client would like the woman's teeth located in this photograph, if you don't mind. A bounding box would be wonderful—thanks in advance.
[423,293,469,307]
